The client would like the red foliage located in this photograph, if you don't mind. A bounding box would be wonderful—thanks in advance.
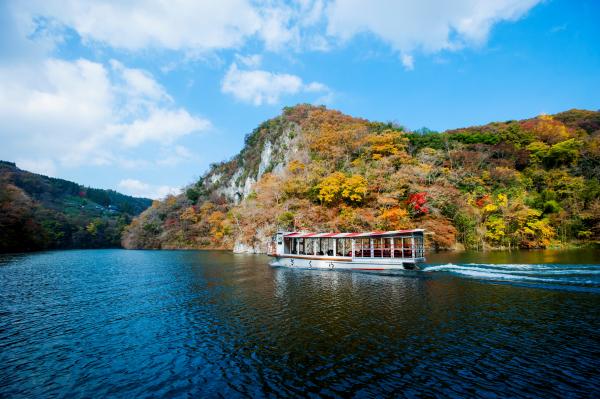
[475,195,490,208]
[407,192,429,215]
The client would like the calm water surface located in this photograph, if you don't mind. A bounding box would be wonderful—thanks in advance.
[1,249,599,398]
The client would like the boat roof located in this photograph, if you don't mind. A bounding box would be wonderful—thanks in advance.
[283,229,424,238]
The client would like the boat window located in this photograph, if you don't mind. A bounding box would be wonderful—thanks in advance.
[375,237,384,258]
[414,234,424,257]
[321,239,329,256]
[383,238,391,258]
[357,238,371,257]
[307,238,315,255]
[336,238,347,256]
[343,239,351,256]
[326,238,334,256]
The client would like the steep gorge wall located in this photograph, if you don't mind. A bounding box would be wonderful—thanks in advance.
[203,119,302,204]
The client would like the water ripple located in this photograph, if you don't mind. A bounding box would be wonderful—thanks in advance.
[0,250,599,398]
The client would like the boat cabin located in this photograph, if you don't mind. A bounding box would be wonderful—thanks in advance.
[271,230,425,262]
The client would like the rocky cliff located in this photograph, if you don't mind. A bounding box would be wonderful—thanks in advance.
[203,112,303,204]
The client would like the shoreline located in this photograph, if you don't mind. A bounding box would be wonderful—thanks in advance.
[4,244,598,256]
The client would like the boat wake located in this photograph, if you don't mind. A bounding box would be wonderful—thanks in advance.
[421,263,600,292]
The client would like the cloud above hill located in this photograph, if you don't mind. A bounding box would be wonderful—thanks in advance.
[118,178,180,200]
[0,57,209,175]
[326,0,541,54]
[221,63,330,106]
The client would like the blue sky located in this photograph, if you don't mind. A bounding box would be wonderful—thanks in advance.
[0,0,598,198]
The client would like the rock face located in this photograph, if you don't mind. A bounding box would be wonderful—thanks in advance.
[202,119,301,204]
[204,120,301,253]
[233,241,261,254]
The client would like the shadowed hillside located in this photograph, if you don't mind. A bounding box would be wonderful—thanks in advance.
[0,161,152,252]
[123,105,600,252]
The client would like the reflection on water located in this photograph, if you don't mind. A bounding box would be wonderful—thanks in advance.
[1,249,599,397]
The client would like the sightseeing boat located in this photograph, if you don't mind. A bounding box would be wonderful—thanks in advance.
[268,230,426,270]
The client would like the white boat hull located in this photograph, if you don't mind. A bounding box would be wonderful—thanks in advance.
[269,255,423,270]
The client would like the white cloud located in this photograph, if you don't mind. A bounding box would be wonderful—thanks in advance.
[113,108,210,148]
[258,5,299,51]
[16,158,57,177]
[401,54,414,71]
[19,0,263,52]
[235,53,262,68]
[298,0,326,27]
[0,1,62,63]
[116,158,153,170]
[110,60,171,104]
[305,82,328,92]
[0,58,113,164]
[0,57,210,169]
[157,145,196,167]
[8,0,332,56]
[326,0,541,67]
[6,0,540,71]
[118,178,180,200]
[221,63,330,106]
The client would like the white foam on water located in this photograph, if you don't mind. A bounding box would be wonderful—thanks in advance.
[464,263,546,269]
[464,263,600,270]
[422,263,600,286]
[425,264,599,275]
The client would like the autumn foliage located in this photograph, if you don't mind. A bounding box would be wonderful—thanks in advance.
[123,106,600,251]
[0,161,151,253]
[407,192,429,215]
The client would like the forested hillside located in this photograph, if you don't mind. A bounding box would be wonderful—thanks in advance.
[123,105,600,252]
[0,161,152,252]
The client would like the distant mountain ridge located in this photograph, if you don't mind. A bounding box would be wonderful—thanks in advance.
[0,161,152,252]
[122,105,600,253]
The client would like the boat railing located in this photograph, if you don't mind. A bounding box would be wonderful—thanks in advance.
[352,247,423,259]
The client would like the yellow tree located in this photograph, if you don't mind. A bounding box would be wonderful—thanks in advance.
[361,130,409,160]
[377,207,410,230]
[316,172,346,204]
[316,172,368,205]
[341,174,368,204]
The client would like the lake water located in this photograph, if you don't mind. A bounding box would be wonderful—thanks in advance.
[1,249,599,398]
